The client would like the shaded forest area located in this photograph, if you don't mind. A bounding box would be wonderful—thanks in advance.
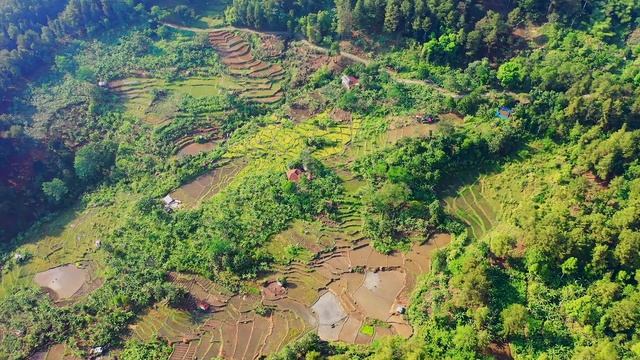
[0,0,149,243]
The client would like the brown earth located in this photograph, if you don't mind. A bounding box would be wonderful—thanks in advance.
[209,30,285,104]
[169,157,247,208]
[133,231,450,360]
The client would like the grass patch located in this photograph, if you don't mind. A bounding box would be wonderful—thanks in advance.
[360,324,375,337]
[158,0,229,28]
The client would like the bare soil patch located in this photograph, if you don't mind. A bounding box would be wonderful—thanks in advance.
[176,141,219,159]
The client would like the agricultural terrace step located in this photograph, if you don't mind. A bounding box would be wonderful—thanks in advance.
[339,218,363,227]
[184,341,198,360]
[195,332,214,359]
[242,88,282,100]
[251,96,284,105]
[314,250,348,262]
[208,34,234,44]
[218,44,251,58]
[228,60,263,71]
[169,343,189,360]
[235,78,275,86]
[337,291,358,313]
[211,36,245,50]
[209,30,232,38]
[220,45,251,59]
[215,40,246,52]
[208,32,236,43]
[236,83,275,92]
[209,30,232,36]
[247,62,274,74]
[249,68,285,79]
[223,55,257,66]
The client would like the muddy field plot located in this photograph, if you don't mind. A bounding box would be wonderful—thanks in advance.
[170,157,247,207]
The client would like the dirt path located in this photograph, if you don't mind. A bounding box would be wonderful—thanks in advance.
[161,22,526,102]
[162,21,462,98]
[296,39,463,99]
[161,22,288,37]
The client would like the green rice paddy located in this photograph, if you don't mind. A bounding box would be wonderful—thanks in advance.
[444,179,499,241]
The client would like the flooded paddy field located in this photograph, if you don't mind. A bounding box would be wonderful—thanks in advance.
[176,141,219,159]
[128,233,450,360]
[33,264,88,301]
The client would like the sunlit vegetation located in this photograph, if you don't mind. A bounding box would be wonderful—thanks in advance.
[1,0,640,359]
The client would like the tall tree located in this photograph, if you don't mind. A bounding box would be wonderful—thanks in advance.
[335,0,353,37]
[353,0,366,30]
[384,0,401,33]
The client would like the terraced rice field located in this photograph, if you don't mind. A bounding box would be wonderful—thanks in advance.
[209,30,285,104]
[444,179,499,240]
[109,77,237,125]
[0,193,135,302]
[28,344,81,360]
[130,185,451,360]
[131,274,313,360]
[170,157,247,207]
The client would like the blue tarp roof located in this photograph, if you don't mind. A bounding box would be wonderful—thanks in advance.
[496,106,513,120]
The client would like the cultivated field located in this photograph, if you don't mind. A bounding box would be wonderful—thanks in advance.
[208,30,286,104]
[128,231,451,360]
[0,192,136,302]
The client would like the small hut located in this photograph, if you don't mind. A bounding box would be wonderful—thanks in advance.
[496,106,513,120]
[162,195,182,211]
[196,300,211,312]
[341,74,360,90]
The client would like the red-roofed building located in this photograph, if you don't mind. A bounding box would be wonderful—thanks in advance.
[196,300,210,312]
[287,168,303,182]
[287,168,313,182]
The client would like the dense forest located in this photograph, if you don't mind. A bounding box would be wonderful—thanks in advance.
[0,0,151,242]
[0,0,639,359]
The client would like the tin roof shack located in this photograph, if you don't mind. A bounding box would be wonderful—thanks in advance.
[341,74,360,90]
[162,195,182,211]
